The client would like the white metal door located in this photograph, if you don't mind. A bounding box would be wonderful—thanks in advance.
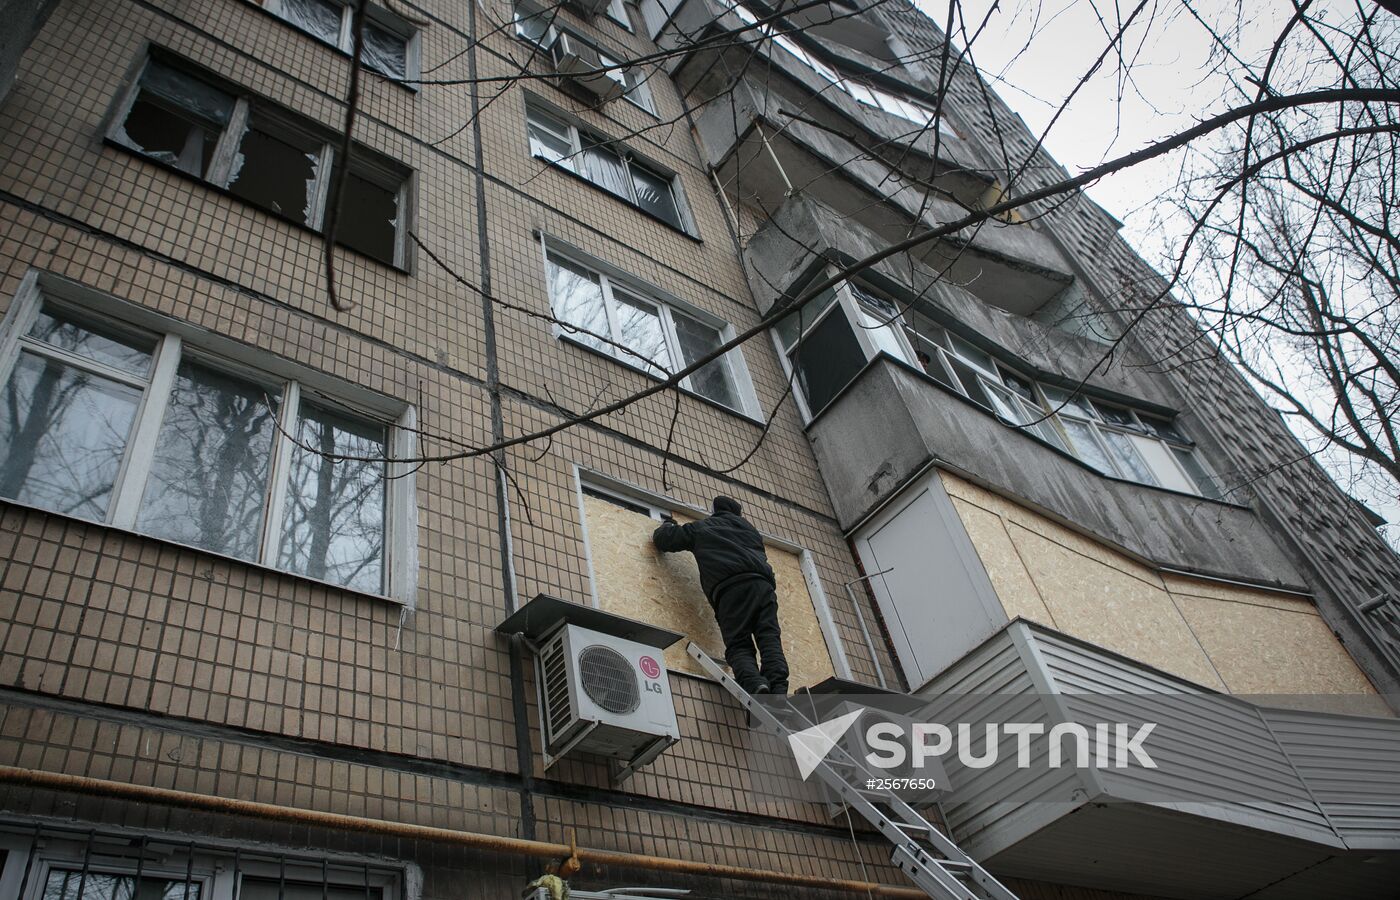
[858,474,1006,689]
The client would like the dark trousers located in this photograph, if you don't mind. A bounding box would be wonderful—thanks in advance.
[713,578,788,694]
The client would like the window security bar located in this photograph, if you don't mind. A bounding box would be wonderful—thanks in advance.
[0,820,404,900]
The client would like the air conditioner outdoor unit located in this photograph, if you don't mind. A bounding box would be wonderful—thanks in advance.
[552,32,627,101]
[497,594,682,781]
[536,623,680,771]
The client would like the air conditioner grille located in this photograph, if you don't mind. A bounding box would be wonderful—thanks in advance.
[578,645,640,714]
[540,634,574,741]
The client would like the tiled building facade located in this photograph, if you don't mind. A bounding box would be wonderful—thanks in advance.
[0,1,1395,899]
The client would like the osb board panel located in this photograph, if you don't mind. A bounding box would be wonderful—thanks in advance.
[947,495,1054,625]
[939,471,1376,697]
[582,496,835,686]
[1162,573,1312,612]
[1173,592,1377,694]
[940,473,1148,580]
[1005,522,1227,690]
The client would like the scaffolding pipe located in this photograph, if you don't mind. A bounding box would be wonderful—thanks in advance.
[0,765,927,899]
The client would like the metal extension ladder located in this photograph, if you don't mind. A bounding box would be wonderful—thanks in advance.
[686,642,1020,900]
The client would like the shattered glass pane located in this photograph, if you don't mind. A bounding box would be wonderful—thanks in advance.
[333,169,399,265]
[281,0,344,44]
[140,60,235,126]
[787,309,865,414]
[362,20,408,80]
[227,125,319,225]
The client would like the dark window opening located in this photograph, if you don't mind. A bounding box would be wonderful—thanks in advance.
[789,311,866,414]
[334,169,400,265]
[117,61,234,177]
[227,124,320,225]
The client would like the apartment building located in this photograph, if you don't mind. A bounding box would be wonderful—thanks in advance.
[0,0,1397,898]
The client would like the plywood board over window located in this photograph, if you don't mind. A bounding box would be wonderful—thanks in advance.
[579,491,837,687]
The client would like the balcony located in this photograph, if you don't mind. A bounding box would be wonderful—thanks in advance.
[705,99,1073,314]
[914,620,1400,898]
[806,354,1305,590]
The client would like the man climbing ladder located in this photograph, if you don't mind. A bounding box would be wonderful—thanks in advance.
[653,496,789,695]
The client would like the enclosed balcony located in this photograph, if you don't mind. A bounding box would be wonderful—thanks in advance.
[707,98,1074,315]
[910,620,1400,899]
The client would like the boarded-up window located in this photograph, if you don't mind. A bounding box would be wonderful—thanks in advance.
[580,491,836,687]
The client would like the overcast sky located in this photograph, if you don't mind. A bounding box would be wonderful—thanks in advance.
[913,0,1399,534]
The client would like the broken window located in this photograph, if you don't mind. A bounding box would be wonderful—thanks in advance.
[227,117,323,225]
[542,248,754,414]
[281,0,343,44]
[331,166,401,265]
[112,58,234,177]
[110,54,411,267]
[263,0,415,81]
[0,285,418,600]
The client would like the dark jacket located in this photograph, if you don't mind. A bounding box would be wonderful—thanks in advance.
[653,510,776,602]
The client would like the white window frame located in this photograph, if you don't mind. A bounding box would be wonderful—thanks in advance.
[525,104,692,232]
[257,0,421,83]
[108,54,412,269]
[571,466,853,679]
[0,272,419,605]
[539,239,761,419]
[0,829,405,900]
[771,277,1223,497]
[770,278,919,420]
[513,3,656,115]
[727,2,959,139]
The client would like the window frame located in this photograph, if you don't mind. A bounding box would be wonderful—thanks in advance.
[513,3,657,115]
[604,0,634,30]
[771,278,920,420]
[524,101,694,233]
[571,466,854,679]
[539,239,760,419]
[770,275,1223,498]
[256,0,421,84]
[727,2,959,139]
[107,53,413,270]
[0,272,419,604]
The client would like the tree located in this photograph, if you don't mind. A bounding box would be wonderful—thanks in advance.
[307,0,1400,536]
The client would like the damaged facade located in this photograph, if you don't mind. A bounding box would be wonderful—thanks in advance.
[0,0,1397,899]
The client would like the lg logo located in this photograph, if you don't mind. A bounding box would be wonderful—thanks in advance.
[639,656,661,679]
